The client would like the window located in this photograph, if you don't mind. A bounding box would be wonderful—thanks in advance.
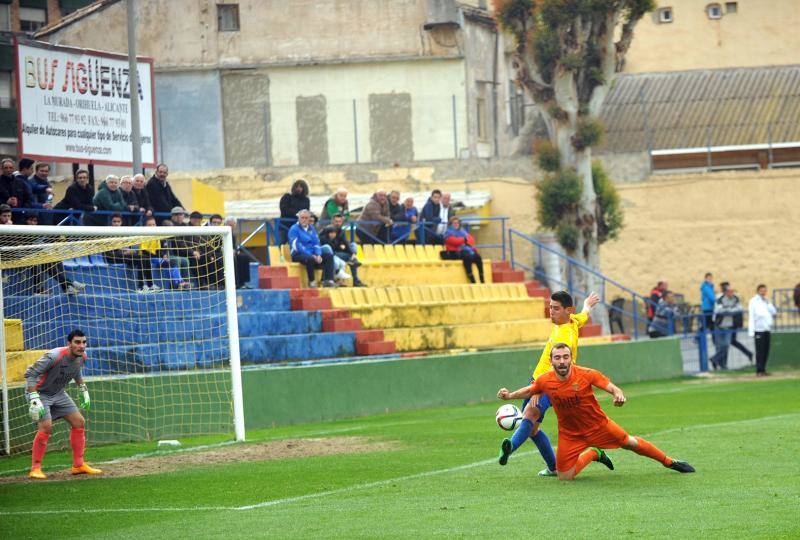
[658,7,673,23]
[19,7,47,33]
[0,5,10,31]
[217,4,240,32]
[706,3,722,19]
[725,2,737,13]
[476,96,487,141]
[0,71,13,109]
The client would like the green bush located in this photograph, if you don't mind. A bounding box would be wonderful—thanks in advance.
[536,168,582,229]
[556,222,579,252]
[572,118,604,150]
[592,162,624,243]
[535,140,561,172]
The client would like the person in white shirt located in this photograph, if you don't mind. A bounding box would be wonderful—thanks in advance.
[748,284,777,376]
[436,193,451,237]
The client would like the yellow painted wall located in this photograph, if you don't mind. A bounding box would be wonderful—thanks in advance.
[625,0,800,72]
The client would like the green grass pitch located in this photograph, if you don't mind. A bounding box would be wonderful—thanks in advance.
[1,373,799,538]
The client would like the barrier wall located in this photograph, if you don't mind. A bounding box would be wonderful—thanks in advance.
[2,338,682,452]
[769,332,800,368]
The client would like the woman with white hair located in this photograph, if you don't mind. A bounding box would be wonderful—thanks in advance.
[85,175,127,226]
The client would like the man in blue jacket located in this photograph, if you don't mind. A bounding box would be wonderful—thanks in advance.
[419,189,443,245]
[700,272,716,332]
[288,209,336,288]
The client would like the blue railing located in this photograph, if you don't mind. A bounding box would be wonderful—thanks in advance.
[772,287,800,331]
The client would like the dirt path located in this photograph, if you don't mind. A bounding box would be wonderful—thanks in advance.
[2,436,398,484]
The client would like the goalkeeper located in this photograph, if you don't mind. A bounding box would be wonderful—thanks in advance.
[24,329,102,479]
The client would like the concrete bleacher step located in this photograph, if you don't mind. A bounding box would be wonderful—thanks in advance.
[355,329,384,344]
[291,296,333,311]
[320,309,350,320]
[579,324,603,338]
[492,269,525,283]
[261,276,303,289]
[356,340,396,355]
[491,260,511,271]
[525,280,550,299]
[322,317,363,332]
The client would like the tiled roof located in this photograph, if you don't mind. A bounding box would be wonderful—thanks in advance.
[599,65,800,153]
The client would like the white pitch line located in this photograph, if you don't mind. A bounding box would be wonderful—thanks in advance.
[2,412,798,517]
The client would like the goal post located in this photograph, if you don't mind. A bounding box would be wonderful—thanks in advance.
[0,224,245,455]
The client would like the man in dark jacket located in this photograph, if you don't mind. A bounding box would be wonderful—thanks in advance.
[119,175,143,225]
[54,169,95,224]
[419,189,443,245]
[132,173,153,216]
[278,179,310,244]
[323,214,365,286]
[26,162,54,223]
[145,163,183,219]
[0,158,33,223]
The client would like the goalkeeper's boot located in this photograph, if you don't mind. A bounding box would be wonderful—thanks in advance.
[538,468,557,477]
[593,447,614,470]
[668,460,695,473]
[498,438,512,466]
[28,468,47,480]
[71,463,103,475]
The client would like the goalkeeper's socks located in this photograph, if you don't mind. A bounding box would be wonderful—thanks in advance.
[632,436,672,466]
[70,427,86,467]
[531,429,557,472]
[32,431,50,469]
[510,418,533,451]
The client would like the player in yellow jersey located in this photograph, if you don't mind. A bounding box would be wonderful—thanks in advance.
[497,290,600,476]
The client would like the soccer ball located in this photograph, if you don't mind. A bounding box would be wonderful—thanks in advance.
[496,404,522,431]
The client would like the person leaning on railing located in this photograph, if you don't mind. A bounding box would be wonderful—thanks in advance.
[84,175,127,226]
[647,291,678,338]
[53,169,96,225]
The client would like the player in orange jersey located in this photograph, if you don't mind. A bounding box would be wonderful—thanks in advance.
[497,342,695,480]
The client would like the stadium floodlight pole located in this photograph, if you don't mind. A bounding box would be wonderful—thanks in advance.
[127,0,143,174]
[0,267,10,455]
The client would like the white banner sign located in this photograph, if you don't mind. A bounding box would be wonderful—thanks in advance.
[16,40,156,166]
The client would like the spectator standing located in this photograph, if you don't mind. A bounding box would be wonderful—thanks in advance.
[288,209,335,288]
[392,196,418,243]
[25,162,54,224]
[442,216,484,284]
[164,207,193,285]
[86,175,127,226]
[720,282,753,362]
[119,175,143,225]
[53,169,95,225]
[647,280,668,322]
[437,193,452,238]
[748,284,777,376]
[105,214,158,293]
[700,273,715,331]
[709,286,745,370]
[0,158,32,223]
[132,174,153,216]
[357,189,392,244]
[320,187,350,223]
[648,291,678,338]
[145,164,183,219]
[419,189,443,244]
[278,179,310,244]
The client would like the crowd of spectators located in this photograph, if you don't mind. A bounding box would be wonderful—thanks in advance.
[275,179,484,286]
[0,158,252,295]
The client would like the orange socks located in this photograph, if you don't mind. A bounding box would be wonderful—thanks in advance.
[70,427,86,467]
[574,448,600,475]
[632,437,672,466]
[31,431,50,469]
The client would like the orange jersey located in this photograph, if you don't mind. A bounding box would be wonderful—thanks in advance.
[531,365,611,439]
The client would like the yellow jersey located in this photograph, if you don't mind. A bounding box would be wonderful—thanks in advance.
[532,312,588,380]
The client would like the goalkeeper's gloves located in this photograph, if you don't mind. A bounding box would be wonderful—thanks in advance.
[28,392,45,422]
[78,384,91,410]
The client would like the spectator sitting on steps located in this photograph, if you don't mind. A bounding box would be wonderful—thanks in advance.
[288,209,335,288]
[86,175,127,226]
[323,213,365,287]
[53,169,95,224]
[357,189,392,244]
[442,216,484,284]
[647,280,668,322]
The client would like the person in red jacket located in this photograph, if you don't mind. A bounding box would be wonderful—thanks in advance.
[442,216,484,283]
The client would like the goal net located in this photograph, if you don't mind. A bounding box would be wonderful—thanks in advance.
[0,225,244,456]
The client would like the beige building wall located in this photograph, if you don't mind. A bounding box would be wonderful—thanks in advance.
[43,0,441,68]
[266,60,468,166]
[625,0,800,72]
